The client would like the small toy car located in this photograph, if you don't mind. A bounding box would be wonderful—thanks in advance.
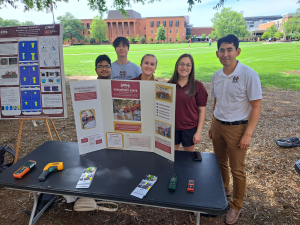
[187,180,194,192]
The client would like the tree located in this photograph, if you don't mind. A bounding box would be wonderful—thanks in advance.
[200,33,206,40]
[126,36,130,43]
[211,7,247,39]
[245,30,251,39]
[0,17,34,27]
[90,15,108,44]
[83,35,89,42]
[90,38,96,44]
[192,34,197,41]
[131,37,136,43]
[1,0,262,15]
[282,8,300,37]
[176,33,182,42]
[210,30,218,39]
[57,12,85,45]
[155,24,167,43]
[261,31,270,40]
[274,31,284,39]
[148,36,151,42]
[266,25,277,38]
[140,36,146,44]
[135,34,140,43]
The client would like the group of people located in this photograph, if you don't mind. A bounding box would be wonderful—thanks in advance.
[113,101,141,121]
[95,34,262,224]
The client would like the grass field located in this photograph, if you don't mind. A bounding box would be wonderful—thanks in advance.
[63,42,300,90]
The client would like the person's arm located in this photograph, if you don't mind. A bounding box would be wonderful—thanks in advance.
[208,98,216,139]
[238,99,262,149]
[193,106,206,144]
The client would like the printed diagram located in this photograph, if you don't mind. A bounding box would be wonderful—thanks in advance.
[1,71,18,78]
[1,58,8,65]
[39,37,59,67]
[40,69,61,92]
[0,42,18,55]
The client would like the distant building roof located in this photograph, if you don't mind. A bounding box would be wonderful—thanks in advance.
[243,15,282,20]
[281,13,295,18]
[107,10,141,19]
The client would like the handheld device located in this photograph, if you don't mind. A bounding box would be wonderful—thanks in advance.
[38,162,63,181]
[192,152,202,161]
[168,174,177,191]
[13,160,36,178]
[187,180,195,192]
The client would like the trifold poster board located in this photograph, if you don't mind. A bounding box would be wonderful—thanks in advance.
[70,80,176,161]
[0,24,67,119]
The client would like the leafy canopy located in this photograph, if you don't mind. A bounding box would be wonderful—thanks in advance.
[282,8,300,35]
[266,25,277,38]
[211,7,247,39]
[57,12,86,45]
[0,17,34,27]
[90,15,108,42]
[155,24,167,42]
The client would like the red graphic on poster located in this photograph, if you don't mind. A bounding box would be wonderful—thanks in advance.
[74,92,97,101]
[81,138,88,143]
[155,141,171,154]
[111,80,140,99]
[96,139,102,144]
[115,123,141,132]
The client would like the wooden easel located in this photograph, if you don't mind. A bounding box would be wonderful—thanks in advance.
[14,118,61,163]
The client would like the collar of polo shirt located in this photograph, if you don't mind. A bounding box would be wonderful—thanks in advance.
[220,60,241,77]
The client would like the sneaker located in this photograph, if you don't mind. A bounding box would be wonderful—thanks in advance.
[225,208,241,224]
[226,189,231,197]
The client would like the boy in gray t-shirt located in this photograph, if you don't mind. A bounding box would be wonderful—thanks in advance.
[111,37,141,80]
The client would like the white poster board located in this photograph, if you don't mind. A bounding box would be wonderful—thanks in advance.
[70,80,176,161]
[0,24,67,119]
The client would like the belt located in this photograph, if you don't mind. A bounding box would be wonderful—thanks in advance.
[216,118,248,125]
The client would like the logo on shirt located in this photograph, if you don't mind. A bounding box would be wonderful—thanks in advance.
[119,71,126,77]
[232,76,239,83]
[184,90,189,95]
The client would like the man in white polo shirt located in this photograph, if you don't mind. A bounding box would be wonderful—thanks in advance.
[209,34,262,224]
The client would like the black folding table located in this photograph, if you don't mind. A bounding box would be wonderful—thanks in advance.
[0,141,228,225]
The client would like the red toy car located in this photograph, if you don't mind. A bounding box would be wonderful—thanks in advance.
[187,180,194,192]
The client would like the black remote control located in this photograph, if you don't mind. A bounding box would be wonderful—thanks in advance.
[295,160,300,176]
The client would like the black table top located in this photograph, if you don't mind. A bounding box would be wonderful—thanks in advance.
[0,141,228,215]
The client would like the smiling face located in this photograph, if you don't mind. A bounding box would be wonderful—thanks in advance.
[216,42,241,68]
[95,60,112,79]
[177,57,192,79]
[140,56,157,79]
[115,42,129,58]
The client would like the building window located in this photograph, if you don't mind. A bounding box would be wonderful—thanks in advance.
[170,38,171,41]
[88,31,90,34]
[87,23,90,29]
[163,21,166,27]
[151,30,153,33]
[176,29,178,33]
[176,20,179,27]
[170,29,172,33]
[144,27,146,30]
[157,21,160,27]
[83,31,84,34]
[151,21,154,27]
[169,21,173,27]
[139,31,140,34]
[133,31,134,34]
[151,39,153,42]
[139,23,140,26]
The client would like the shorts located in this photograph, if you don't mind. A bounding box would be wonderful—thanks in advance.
[175,126,197,147]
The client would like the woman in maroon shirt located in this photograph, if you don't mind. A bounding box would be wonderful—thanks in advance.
[168,54,208,152]
[131,54,158,81]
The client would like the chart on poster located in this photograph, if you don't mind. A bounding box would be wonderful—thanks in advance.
[0,24,67,119]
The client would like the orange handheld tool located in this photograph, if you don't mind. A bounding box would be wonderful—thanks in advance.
[13,160,36,178]
[38,162,63,181]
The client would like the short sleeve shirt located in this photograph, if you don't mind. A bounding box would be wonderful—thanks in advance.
[111,61,142,80]
[211,61,262,122]
[175,80,208,130]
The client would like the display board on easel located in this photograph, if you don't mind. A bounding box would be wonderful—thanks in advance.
[0,24,67,119]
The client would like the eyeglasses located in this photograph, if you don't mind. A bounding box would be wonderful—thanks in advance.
[96,65,111,69]
[179,63,192,68]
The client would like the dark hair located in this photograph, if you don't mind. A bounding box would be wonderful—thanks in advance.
[168,53,196,97]
[217,34,239,51]
[95,54,111,68]
[113,37,130,49]
[140,54,157,81]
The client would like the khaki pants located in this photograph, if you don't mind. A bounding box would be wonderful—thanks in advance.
[211,117,248,210]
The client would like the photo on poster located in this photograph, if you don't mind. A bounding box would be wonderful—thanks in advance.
[155,84,173,103]
[112,99,141,121]
[155,120,171,139]
[80,109,96,130]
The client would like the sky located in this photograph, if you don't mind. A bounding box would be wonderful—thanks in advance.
[0,0,298,27]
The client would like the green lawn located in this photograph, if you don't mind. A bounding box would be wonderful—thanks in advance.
[63,42,300,90]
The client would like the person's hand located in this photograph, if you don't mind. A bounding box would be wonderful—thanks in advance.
[208,126,213,139]
[238,134,251,149]
[193,131,202,144]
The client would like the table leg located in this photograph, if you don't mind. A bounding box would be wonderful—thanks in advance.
[28,192,57,225]
[196,212,200,225]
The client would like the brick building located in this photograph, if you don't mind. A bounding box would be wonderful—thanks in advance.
[64,10,189,45]
[190,27,214,40]
[258,13,294,32]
